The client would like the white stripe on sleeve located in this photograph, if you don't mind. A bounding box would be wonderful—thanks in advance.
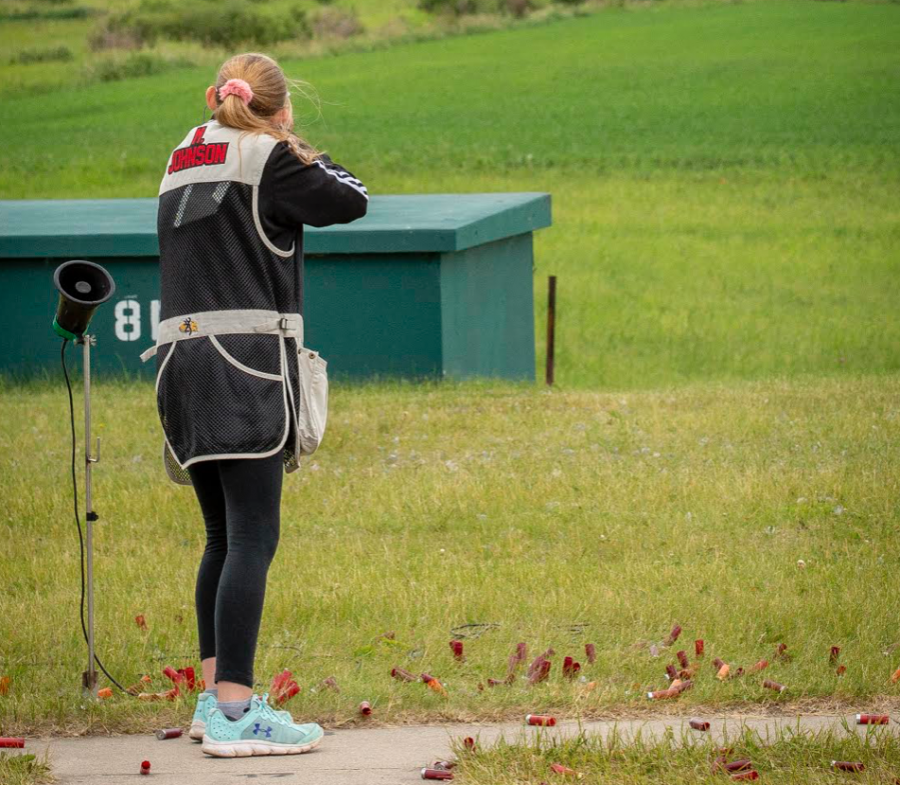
[314,160,369,198]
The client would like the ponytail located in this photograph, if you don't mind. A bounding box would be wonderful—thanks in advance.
[213,53,321,166]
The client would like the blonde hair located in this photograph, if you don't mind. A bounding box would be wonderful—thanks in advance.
[213,52,321,166]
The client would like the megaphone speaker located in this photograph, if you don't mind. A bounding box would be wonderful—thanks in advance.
[52,260,116,340]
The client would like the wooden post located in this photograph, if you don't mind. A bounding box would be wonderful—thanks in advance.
[546,275,556,386]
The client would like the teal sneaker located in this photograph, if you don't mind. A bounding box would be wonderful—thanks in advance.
[190,693,297,741]
[201,693,324,757]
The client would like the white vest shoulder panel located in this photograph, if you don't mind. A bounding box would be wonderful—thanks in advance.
[159,120,279,196]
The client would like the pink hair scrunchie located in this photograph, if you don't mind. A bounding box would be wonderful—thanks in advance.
[219,78,254,106]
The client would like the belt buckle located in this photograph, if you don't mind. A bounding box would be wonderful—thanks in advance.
[278,317,290,332]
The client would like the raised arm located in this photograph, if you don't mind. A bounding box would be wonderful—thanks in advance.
[261,143,368,229]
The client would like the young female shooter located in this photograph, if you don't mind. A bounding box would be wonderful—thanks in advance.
[142,52,367,757]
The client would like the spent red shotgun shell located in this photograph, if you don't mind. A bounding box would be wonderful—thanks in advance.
[421,767,453,780]
[140,760,151,775]
[391,667,417,682]
[689,719,710,731]
[450,640,465,661]
[162,666,184,684]
[665,625,682,646]
[422,673,448,695]
[647,687,677,700]
[550,763,582,778]
[529,660,552,684]
[723,759,752,772]
[763,679,786,693]
[730,771,759,781]
[431,760,456,771]
[359,701,372,716]
[526,714,557,726]
[695,639,705,657]
[830,645,841,664]
[585,643,597,664]
[463,737,476,751]
[528,650,554,677]
[836,664,847,676]
[0,738,25,748]
[713,657,725,671]
[665,664,678,681]
[179,666,196,691]
[155,728,182,740]
[856,714,889,725]
[276,682,300,705]
[832,761,865,772]
[271,668,292,694]
[750,659,769,673]
[676,650,689,669]
[320,676,340,692]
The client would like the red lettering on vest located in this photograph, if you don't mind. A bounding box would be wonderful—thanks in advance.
[167,141,229,174]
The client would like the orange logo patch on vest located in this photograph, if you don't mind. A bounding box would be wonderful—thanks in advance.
[179,318,199,335]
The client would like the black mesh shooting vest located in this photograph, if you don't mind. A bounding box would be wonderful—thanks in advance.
[151,121,305,482]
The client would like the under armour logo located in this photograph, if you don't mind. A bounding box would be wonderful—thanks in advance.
[252,723,273,738]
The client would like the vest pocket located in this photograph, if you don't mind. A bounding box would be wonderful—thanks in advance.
[156,335,289,465]
[209,334,283,380]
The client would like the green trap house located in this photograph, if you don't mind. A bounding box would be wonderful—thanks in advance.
[0,194,551,381]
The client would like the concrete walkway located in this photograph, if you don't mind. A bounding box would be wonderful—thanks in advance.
[28,713,897,784]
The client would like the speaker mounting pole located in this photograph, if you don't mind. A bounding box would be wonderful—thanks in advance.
[79,333,100,699]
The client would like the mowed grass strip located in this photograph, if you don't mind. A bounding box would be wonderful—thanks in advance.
[452,724,900,784]
[1,374,898,733]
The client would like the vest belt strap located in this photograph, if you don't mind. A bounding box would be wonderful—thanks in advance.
[140,309,303,362]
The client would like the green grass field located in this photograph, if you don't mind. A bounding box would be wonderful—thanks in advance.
[2,1,898,388]
[1,374,899,735]
[1,0,899,744]
[455,724,900,784]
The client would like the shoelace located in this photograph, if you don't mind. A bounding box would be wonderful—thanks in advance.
[257,692,284,725]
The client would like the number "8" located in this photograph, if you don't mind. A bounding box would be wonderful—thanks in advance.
[114,299,141,342]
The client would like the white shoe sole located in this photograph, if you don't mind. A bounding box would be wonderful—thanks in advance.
[201,733,323,757]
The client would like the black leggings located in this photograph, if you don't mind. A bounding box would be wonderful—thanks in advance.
[187,452,283,688]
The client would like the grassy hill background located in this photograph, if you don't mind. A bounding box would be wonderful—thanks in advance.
[2,0,898,388]
[0,0,578,96]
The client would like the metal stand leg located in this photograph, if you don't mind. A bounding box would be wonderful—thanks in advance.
[79,335,100,699]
